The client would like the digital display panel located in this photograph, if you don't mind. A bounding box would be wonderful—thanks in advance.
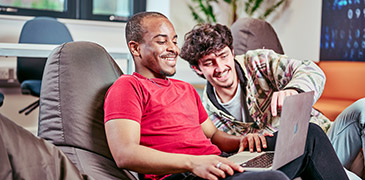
[320,0,365,61]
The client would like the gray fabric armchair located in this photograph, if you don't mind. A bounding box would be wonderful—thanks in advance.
[37,41,136,179]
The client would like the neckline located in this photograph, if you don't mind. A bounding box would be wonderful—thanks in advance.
[133,72,171,87]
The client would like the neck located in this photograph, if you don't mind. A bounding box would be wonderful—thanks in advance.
[135,66,166,79]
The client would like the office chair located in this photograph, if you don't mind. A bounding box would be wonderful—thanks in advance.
[0,93,3,107]
[17,16,73,115]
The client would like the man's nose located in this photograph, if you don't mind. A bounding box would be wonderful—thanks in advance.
[215,59,225,71]
[167,41,179,54]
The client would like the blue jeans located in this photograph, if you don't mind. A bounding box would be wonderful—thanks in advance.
[327,98,365,169]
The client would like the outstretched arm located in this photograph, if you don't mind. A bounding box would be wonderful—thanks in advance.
[105,119,243,180]
[201,118,272,153]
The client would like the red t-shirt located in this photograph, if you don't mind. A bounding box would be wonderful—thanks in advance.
[104,72,221,156]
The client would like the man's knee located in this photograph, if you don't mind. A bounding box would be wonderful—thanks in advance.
[342,98,365,125]
[308,123,325,134]
[354,98,365,118]
[308,123,330,142]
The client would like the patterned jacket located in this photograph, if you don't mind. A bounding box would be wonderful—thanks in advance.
[202,49,332,136]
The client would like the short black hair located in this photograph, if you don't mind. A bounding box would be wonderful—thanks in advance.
[125,11,167,44]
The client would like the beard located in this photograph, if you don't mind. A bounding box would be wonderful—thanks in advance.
[219,81,234,88]
[160,69,176,77]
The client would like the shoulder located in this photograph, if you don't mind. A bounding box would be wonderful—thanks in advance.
[241,49,283,59]
[235,49,287,66]
[113,74,140,86]
[108,74,144,94]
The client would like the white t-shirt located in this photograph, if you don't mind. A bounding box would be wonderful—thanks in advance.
[214,84,246,122]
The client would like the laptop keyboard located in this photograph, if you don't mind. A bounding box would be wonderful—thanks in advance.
[240,152,274,168]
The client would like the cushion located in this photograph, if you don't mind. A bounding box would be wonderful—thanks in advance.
[37,41,132,179]
[231,17,284,55]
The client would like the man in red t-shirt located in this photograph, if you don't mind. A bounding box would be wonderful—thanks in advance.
[103,12,290,180]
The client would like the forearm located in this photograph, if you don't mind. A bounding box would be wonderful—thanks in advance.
[113,143,197,175]
[276,58,326,101]
[211,130,241,153]
[106,119,200,175]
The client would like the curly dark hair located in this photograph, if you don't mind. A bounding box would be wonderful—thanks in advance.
[180,23,233,70]
[125,11,167,44]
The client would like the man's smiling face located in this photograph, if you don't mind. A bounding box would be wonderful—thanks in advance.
[138,17,179,78]
[193,46,238,90]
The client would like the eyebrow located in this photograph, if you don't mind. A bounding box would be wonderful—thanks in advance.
[215,49,229,57]
[200,49,229,63]
[153,34,178,39]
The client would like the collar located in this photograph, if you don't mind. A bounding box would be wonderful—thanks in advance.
[132,72,171,87]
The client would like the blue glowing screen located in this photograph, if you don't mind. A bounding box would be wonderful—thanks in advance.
[320,0,365,61]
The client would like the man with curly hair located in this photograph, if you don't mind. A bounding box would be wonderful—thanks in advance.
[180,22,364,179]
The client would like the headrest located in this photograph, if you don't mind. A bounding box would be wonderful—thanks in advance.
[38,41,123,159]
[231,17,284,55]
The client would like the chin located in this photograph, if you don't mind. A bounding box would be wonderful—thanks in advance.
[217,81,234,88]
[161,70,176,77]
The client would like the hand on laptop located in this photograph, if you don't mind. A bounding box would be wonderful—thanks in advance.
[190,155,244,180]
[271,89,299,117]
[238,132,274,153]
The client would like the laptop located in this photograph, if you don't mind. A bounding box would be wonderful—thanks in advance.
[228,91,314,171]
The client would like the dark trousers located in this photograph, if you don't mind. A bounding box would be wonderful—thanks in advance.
[269,123,349,180]
[164,170,290,180]
[0,113,347,180]
[165,123,349,180]
[0,114,91,180]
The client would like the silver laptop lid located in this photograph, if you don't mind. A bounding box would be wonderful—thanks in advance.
[272,91,314,169]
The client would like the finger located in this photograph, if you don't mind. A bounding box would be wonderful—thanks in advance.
[211,165,226,179]
[205,173,219,180]
[222,159,244,173]
[218,163,235,176]
[259,134,267,149]
[263,131,274,137]
[271,92,279,116]
[238,135,248,152]
[238,140,245,153]
[253,134,262,152]
[247,135,254,152]
[277,91,286,112]
[287,89,298,96]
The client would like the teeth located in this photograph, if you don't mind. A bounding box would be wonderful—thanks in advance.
[162,57,175,61]
[221,71,228,77]
[217,70,228,78]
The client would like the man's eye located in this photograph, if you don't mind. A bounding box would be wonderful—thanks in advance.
[157,41,167,44]
[204,62,213,66]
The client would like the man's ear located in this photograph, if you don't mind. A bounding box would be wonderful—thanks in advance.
[128,41,140,57]
[191,65,203,75]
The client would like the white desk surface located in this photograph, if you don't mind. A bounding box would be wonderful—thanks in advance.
[0,42,132,74]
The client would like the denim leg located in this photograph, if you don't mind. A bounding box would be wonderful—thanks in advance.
[327,98,365,168]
